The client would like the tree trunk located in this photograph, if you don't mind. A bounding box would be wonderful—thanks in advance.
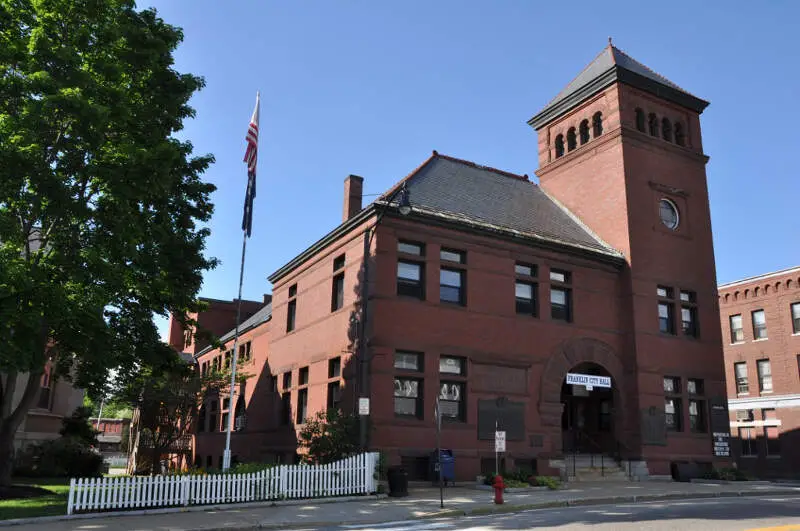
[0,371,43,486]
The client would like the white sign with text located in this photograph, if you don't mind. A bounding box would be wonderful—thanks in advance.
[494,431,506,452]
[566,373,611,389]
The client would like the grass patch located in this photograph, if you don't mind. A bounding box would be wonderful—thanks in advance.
[0,478,70,520]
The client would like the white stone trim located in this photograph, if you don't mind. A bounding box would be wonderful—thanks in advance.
[729,419,781,428]
[719,265,800,289]
[728,394,800,410]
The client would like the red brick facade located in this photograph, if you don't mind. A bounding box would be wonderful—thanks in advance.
[172,45,730,479]
[718,267,800,478]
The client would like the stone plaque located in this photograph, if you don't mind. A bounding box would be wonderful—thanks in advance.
[478,397,525,441]
[472,364,527,395]
[641,407,667,446]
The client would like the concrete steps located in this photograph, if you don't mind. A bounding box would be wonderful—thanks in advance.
[565,454,631,482]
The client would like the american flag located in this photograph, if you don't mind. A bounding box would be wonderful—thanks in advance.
[242,92,260,237]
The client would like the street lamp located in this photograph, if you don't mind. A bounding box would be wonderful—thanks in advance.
[357,182,411,450]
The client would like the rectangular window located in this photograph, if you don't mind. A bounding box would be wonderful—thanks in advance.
[665,397,683,431]
[209,401,218,432]
[515,281,537,316]
[689,399,707,432]
[221,412,229,433]
[739,427,757,457]
[439,382,465,422]
[763,409,780,456]
[440,248,465,264]
[331,273,345,312]
[657,285,674,298]
[757,359,772,392]
[299,366,309,386]
[224,351,231,370]
[752,309,767,340]
[296,389,308,424]
[440,268,465,305]
[328,357,341,378]
[333,254,345,271]
[238,342,251,362]
[550,269,570,283]
[658,303,675,334]
[792,303,800,334]
[730,314,744,343]
[327,381,342,410]
[663,376,681,394]
[269,375,278,393]
[288,284,297,298]
[286,300,297,332]
[37,379,51,410]
[439,356,466,376]
[397,261,425,299]
[734,362,749,394]
[398,240,424,256]
[736,409,754,422]
[515,263,536,277]
[687,378,704,395]
[281,393,291,425]
[394,351,422,371]
[681,307,698,337]
[283,371,292,390]
[680,290,698,338]
[394,377,422,418]
[551,287,572,322]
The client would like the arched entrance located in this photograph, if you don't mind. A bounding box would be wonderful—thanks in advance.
[561,362,614,453]
[538,338,627,456]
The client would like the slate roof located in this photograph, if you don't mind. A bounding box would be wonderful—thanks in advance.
[529,44,709,129]
[379,153,622,258]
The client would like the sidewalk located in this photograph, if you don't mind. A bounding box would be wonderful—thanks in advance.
[4,481,800,530]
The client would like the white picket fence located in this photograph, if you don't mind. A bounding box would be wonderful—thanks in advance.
[67,452,379,515]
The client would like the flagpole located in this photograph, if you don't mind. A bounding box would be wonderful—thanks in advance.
[223,91,259,471]
[222,229,248,471]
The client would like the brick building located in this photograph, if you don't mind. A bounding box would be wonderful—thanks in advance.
[718,267,800,478]
[174,43,731,479]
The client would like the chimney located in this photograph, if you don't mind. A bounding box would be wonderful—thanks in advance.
[343,174,363,222]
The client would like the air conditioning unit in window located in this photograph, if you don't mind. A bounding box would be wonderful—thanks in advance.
[736,409,754,421]
[234,415,247,431]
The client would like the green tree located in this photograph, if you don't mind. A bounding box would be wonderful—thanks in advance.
[59,405,99,446]
[299,409,360,465]
[0,0,216,485]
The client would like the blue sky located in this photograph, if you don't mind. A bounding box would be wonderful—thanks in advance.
[144,1,800,339]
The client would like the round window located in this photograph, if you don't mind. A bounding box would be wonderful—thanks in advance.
[659,199,679,230]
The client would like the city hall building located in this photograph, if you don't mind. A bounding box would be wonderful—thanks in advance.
[172,44,730,479]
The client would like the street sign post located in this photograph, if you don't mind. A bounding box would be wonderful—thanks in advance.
[435,397,443,508]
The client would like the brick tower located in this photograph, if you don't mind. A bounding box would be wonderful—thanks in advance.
[530,43,728,473]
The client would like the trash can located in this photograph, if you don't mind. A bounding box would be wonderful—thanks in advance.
[387,466,409,498]
[430,449,455,485]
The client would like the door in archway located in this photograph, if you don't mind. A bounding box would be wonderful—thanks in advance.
[561,362,614,453]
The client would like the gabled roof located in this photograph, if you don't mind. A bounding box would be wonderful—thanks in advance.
[529,44,709,129]
[389,153,621,257]
[268,152,623,283]
[195,303,272,358]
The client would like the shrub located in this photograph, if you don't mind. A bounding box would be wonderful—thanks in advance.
[229,462,274,475]
[701,467,751,481]
[504,479,529,488]
[531,476,560,490]
[15,438,103,478]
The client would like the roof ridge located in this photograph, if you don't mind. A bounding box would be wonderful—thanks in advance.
[434,152,529,181]
[542,46,612,109]
[377,151,438,202]
[610,44,695,96]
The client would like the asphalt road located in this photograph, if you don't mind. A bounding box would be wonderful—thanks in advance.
[327,495,800,531]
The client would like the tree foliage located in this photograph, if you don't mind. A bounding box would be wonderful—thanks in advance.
[298,409,360,465]
[0,0,216,484]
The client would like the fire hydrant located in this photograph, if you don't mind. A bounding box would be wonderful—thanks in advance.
[493,475,505,505]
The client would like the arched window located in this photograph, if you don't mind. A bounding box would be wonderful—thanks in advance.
[592,112,603,137]
[635,108,645,132]
[555,134,564,158]
[674,122,685,146]
[579,119,590,144]
[567,127,577,151]
[661,118,672,142]
[648,113,659,137]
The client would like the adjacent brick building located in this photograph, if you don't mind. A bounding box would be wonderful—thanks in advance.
[718,266,800,478]
[173,43,731,479]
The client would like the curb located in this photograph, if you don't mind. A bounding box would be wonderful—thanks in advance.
[0,494,388,528]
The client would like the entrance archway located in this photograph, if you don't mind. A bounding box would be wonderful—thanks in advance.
[561,362,614,453]
[538,338,627,455]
